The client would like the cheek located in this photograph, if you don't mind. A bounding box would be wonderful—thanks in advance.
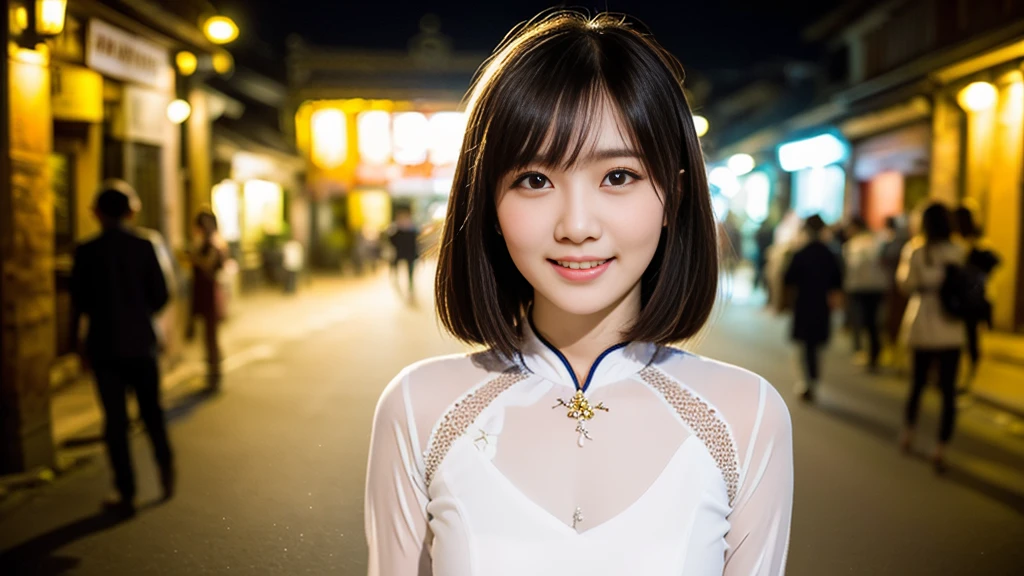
[611,193,665,253]
[497,196,551,258]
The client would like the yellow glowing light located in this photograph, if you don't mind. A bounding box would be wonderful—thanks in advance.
[12,6,29,34]
[957,81,998,113]
[175,51,198,76]
[428,112,467,165]
[393,112,429,166]
[357,110,392,164]
[693,115,710,137]
[166,99,192,124]
[310,108,347,169]
[727,153,756,176]
[203,15,239,45]
[35,0,67,36]
[212,51,233,75]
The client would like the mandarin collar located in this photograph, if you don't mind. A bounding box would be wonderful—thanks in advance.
[516,317,657,393]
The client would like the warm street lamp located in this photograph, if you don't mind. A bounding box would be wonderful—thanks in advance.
[212,51,234,75]
[175,51,198,76]
[957,81,998,113]
[693,115,710,137]
[34,0,67,36]
[9,0,67,41]
[727,153,755,176]
[167,99,192,124]
[203,15,239,44]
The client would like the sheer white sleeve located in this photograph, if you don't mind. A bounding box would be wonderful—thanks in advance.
[364,370,433,576]
[723,378,794,576]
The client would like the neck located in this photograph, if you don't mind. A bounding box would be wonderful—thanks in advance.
[530,285,641,385]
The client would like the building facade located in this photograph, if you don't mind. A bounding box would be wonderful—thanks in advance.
[2,0,234,473]
[285,19,486,270]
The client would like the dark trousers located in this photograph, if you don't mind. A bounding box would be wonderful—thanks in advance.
[800,340,821,386]
[198,313,222,385]
[92,356,174,500]
[852,291,883,367]
[965,319,980,369]
[391,257,416,293]
[905,348,960,443]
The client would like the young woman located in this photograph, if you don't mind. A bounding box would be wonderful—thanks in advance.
[365,12,793,575]
[187,210,227,391]
[897,203,966,473]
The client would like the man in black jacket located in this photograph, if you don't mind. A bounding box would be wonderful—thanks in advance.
[71,180,175,517]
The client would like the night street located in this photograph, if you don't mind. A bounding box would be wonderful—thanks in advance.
[1,266,1022,575]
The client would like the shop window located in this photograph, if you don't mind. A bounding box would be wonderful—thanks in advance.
[131,142,163,232]
[49,151,75,254]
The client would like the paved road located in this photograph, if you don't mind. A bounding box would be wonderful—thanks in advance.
[2,266,1023,575]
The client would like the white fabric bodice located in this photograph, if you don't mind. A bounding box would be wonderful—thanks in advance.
[365,322,793,575]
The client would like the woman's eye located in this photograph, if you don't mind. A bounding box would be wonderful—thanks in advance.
[515,173,551,190]
[603,170,638,187]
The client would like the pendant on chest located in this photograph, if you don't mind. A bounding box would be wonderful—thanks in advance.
[553,390,609,447]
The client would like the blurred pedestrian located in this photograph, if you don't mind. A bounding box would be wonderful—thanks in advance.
[388,207,420,301]
[843,217,888,371]
[952,206,1000,387]
[784,214,844,402]
[282,234,305,294]
[753,218,775,297]
[188,210,227,391]
[897,203,965,473]
[880,215,910,366]
[71,180,175,517]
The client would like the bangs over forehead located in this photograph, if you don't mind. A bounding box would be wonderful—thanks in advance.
[475,14,692,193]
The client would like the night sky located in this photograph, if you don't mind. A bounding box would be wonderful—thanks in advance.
[217,0,833,75]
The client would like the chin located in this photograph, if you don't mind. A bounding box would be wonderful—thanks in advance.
[535,282,633,317]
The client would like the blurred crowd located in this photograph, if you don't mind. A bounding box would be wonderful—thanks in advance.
[749,201,1001,473]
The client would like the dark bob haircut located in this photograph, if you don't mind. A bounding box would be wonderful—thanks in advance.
[435,11,718,360]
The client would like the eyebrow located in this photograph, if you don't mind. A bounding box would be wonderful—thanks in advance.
[530,147,640,166]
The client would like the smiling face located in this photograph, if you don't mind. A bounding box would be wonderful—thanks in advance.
[495,98,666,319]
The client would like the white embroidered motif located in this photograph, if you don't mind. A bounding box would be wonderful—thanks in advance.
[638,365,741,506]
[424,369,528,487]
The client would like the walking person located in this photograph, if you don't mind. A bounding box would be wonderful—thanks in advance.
[388,207,420,301]
[187,210,227,391]
[897,203,965,473]
[71,180,175,517]
[843,217,889,372]
[880,215,910,368]
[365,12,792,575]
[753,218,775,298]
[784,215,844,402]
[951,206,1000,388]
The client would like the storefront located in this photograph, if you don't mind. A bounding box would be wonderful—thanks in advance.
[931,57,1024,333]
[777,132,850,225]
[45,15,181,374]
[295,99,466,269]
[848,121,932,230]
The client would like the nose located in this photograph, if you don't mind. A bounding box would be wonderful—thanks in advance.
[553,183,602,244]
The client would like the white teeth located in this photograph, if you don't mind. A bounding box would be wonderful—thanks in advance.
[556,259,608,270]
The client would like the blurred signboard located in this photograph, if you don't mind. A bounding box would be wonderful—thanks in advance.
[86,19,169,89]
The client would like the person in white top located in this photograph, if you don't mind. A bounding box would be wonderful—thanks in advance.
[843,216,889,371]
[365,11,794,576]
[896,203,965,473]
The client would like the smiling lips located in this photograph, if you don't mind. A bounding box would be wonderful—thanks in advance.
[548,257,614,281]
